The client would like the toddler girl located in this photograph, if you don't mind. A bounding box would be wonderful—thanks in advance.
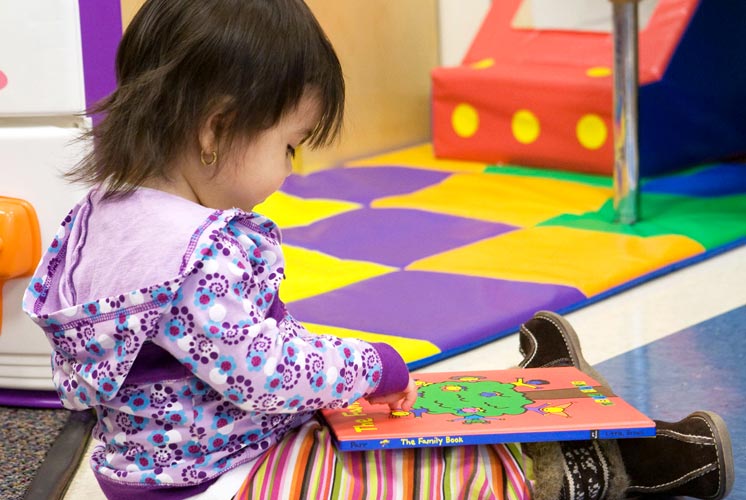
[23,1,732,499]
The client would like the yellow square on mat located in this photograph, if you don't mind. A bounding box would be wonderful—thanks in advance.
[281,245,396,303]
[345,143,489,173]
[301,322,441,364]
[372,172,612,227]
[407,226,705,297]
[255,191,361,229]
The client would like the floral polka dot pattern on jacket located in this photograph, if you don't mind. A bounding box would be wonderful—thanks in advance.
[23,197,385,489]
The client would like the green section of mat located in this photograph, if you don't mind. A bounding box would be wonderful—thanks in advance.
[487,162,746,251]
[541,194,746,250]
[485,164,613,187]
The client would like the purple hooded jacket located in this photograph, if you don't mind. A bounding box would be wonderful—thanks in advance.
[22,188,409,498]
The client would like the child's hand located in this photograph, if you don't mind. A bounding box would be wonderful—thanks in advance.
[364,378,418,411]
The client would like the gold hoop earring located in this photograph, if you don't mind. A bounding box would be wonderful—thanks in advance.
[200,149,217,166]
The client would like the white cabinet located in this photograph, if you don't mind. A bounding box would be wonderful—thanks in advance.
[0,1,86,116]
[0,122,89,390]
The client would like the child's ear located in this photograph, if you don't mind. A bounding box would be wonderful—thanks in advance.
[198,98,233,156]
[198,109,223,157]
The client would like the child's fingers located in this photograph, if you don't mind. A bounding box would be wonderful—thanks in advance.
[384,379,417,411]
[387,398,404,411]
[400,379,417,411]
[401,389,417,411]
[365,378,418,410]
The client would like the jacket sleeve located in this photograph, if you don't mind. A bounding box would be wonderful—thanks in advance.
[153,213,409,414]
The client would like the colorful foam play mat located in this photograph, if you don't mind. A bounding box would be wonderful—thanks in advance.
[257,144,746,369]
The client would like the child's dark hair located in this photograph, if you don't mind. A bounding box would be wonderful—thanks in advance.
[68,0,345,195]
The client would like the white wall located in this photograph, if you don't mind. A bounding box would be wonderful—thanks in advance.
[520,0,659,32]
[438,0,492,67]
[437,0,659,67]
[0,2,86,116]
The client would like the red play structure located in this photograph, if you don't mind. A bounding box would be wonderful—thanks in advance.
[432,0,746,176]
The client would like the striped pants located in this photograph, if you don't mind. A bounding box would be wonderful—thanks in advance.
[234,417,533,500]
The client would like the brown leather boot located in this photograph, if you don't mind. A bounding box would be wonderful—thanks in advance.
[520,312,735,500]
[519,310,608,385]
[618,411,734,499]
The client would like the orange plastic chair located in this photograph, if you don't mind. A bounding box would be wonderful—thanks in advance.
[0,196,41,332]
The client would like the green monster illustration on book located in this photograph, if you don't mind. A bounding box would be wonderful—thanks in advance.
[390,375,607,424]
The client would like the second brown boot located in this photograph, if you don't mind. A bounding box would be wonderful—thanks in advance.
[618,411,734,499]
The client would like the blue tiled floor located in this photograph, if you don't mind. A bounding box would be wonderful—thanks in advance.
[598,306,746,499]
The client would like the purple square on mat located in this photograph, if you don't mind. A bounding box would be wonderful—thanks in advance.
[281,166,450,205]
[288,271,586,352]
[282,208,516,268]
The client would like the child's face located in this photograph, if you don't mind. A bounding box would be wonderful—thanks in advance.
[212,93,321,211]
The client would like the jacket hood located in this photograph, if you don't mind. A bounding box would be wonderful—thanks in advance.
[23,197,180,408]
[23,192,282,410]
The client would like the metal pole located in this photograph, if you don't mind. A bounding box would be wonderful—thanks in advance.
[611,0,640,224]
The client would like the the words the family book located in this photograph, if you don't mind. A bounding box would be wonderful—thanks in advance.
[321,367,655,451]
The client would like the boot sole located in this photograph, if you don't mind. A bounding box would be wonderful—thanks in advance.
[529,311,610,387]
[691,411,735,500]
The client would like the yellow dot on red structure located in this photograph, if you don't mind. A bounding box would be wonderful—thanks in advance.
[470,58,495,69]
[576,114,608,150]
[511,109,540,144]
[586,67,612,78]
[452,103,479,138]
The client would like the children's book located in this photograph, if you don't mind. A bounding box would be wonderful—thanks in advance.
[321,367,655,451]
